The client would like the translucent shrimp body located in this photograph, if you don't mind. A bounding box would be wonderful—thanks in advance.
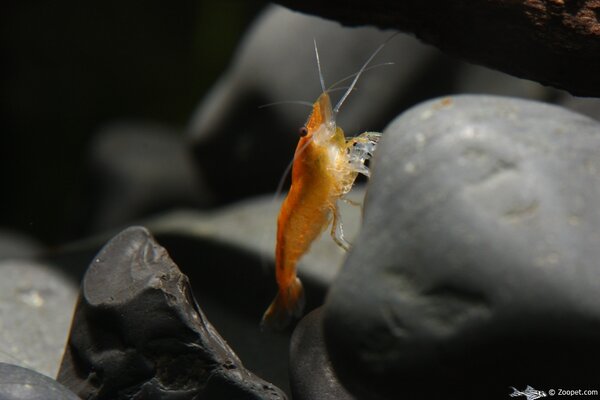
[261,41,385,330]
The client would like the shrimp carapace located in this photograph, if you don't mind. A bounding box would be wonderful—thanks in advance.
[260,40,386,330]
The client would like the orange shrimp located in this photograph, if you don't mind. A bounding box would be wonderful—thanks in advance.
[261,40,387,330]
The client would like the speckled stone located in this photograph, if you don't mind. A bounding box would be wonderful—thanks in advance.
[0,260,77,378]
[0,363,79,400]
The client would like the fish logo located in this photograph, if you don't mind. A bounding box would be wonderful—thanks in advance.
[509,385,547,400]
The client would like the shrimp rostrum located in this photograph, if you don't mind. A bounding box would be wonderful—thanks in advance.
[261,40,387,330]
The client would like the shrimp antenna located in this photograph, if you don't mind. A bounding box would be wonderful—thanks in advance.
[258,100,314,109]
[258,87,353,110]
[314,38,327,94]
[333,33,398,115]
[327,62,395,91]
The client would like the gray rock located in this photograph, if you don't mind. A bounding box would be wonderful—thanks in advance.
[0,230,41,260]
[324,95,600,399]
[57,226,286,400]
[89,122,211,231]
[289,308,354,400]
[0,363,79,400]
[0,260,77,378]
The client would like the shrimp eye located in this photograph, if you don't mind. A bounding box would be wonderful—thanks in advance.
[298,126,308,137]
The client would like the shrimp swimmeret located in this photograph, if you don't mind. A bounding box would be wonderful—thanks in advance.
[261,39,388,330]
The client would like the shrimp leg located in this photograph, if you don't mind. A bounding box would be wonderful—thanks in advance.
[330,203,351,251]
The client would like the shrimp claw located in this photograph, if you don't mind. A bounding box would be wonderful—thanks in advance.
[346,131,382,177]
[261,277,305,331]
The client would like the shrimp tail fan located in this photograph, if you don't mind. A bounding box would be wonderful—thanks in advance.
[260,277,305,331]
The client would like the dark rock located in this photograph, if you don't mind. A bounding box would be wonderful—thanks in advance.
[89,122,211,231]
[0,260,77,378]
[0,363,79,400]
[187,5,445,204]
[276,0,600,96]
[324,95,600,399]
[289,308,354,400]
[57,226,286,400]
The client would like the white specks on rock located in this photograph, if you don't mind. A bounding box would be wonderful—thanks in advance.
[19,289,45,308]
[403,162,416,174]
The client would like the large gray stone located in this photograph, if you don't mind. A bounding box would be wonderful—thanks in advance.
[324,95,600,399]
[57,226,286,400]
[0,260,77,378]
